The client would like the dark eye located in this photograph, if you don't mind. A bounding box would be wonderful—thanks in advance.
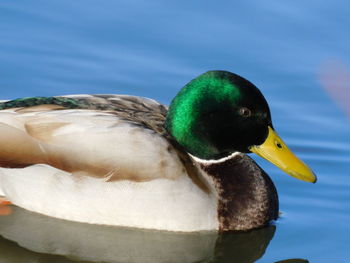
[239,107,251,117]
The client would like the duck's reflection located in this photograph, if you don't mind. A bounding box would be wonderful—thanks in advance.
[0,235,78,263]
[0,206,301,263]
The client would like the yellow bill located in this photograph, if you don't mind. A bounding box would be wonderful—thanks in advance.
[249,126,317,183]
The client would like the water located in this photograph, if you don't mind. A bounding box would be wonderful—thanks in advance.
[0,1,349,262]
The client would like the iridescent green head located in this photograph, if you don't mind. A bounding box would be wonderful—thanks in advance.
[165,70,272,160]
[165,70,317,183]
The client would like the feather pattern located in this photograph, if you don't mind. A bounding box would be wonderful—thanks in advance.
[0,95,184,181]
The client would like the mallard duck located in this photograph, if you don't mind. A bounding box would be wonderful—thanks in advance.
[0,71,316,232]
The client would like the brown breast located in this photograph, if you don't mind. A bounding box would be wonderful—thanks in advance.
[200,153,279,231]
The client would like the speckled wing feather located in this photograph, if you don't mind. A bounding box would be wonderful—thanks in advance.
[61,95,208,191]
[0,95,207,190]
[61,95,169,136]
[0,94,169,137]
[0,94,168,133]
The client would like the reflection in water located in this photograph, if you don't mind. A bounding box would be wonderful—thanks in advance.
[0,207,309,263]
[211,228,274,263]
[0,236,79,263]
[0,206,276,263]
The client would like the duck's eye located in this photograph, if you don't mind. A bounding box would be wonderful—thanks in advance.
[239,107,251,117]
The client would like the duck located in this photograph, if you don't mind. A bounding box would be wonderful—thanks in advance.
[0,70,316,232]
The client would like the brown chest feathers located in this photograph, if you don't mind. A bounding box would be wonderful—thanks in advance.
[200,154,279,231]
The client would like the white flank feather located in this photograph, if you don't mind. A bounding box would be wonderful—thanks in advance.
[0,165,218,231]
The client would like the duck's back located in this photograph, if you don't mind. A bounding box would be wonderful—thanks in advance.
[0,95,182,180]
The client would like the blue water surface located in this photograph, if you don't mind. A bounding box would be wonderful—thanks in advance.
[0,1,350,262]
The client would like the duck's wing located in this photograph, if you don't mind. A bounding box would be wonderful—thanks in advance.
[0,95,185,182]
[62,94,169,136]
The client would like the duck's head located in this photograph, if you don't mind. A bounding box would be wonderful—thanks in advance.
[165,70,316,183]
